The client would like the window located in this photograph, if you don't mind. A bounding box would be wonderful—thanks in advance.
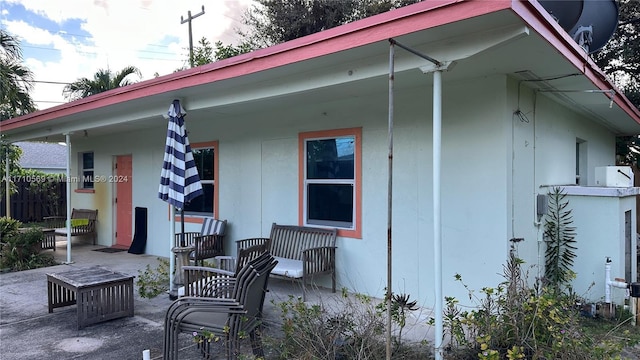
[299,128,361,238]
[183,142,218,217]
[79,152,94,189]
[576,138,586,185]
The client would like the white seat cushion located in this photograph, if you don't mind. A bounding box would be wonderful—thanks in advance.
[272,256,304,278]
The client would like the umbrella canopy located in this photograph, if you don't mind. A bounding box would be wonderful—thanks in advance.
[158,99,203,295]
[158,99,203,209]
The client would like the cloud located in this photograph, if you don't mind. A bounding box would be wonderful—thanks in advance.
[2,0,253,109]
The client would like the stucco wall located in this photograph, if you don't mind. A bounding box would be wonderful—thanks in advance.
[66,73,625,307]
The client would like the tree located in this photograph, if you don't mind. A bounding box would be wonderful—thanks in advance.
[175,37,253,71]
[594,0,639,109]
[239,0,421,48]
[62,66,141,101]
[0,29,36,120]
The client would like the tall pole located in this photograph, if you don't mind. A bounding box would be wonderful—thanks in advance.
[5,147,10,218]
[386,40,395,360]
[65,133,73,264]
[181,5,205,68]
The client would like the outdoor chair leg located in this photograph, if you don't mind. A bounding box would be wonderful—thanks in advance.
[250,329,265,358]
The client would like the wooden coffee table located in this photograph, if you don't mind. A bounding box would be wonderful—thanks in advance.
[47,266,135,329]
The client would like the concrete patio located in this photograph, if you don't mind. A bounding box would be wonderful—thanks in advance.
[0,239,434,359]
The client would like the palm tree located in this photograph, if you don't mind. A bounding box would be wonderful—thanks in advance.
[0,29,36,120]
[63,66,141,101]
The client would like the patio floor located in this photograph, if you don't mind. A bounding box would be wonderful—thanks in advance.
[0,239,435,359]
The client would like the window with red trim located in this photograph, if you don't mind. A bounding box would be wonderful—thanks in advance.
[300,128,361,238]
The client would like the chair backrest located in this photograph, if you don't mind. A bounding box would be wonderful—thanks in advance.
[200,218,226,236]
[231,253,277,331]
[234,244,269,275]
[269,223,337,260]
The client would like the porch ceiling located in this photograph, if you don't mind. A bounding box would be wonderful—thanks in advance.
[5,7,639,143]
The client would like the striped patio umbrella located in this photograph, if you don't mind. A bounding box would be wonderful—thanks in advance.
[158,99,203,243]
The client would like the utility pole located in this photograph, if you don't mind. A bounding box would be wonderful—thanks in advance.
[181,5,205,68]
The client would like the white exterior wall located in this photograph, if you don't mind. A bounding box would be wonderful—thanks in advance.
[69,73,628,307]
[506,77,633,303]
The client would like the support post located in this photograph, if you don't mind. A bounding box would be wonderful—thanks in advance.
[65,133,73,264]
[386,40,395,360]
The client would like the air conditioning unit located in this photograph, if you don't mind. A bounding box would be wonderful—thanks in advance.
[595,166,633,187]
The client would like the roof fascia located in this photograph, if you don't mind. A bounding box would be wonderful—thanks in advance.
[3,0,512,132]
[512,0,640,125]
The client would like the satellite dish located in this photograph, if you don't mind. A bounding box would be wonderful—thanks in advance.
[538,0,584,32]
[539,0,619,54]
[567,0,619,53]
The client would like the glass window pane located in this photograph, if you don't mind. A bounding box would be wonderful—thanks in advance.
[184,183,214,214]
[307,137,354,180]
[307,184,353,223]
[82,170,94,189]
[193,148,214,180]
[82,152,94,169]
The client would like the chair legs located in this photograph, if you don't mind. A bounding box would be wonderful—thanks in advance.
[249,328,265,358]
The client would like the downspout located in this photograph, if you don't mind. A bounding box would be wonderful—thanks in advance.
[432,70,444,360]
[65,133,72,264]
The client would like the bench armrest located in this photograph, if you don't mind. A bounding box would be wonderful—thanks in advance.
[235,237,270,255]
[302,246,336,274]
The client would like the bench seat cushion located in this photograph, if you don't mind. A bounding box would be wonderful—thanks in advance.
[272,256,303,279]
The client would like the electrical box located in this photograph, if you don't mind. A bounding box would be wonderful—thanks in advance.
[594,166,634,187]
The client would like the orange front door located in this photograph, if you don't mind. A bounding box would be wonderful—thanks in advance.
[115,155,133,248]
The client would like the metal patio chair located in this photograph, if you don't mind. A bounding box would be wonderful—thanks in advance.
[174,217,226,266]
[163,253,277,360]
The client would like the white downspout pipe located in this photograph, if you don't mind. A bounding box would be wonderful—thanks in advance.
[65,133,72,264]
[605,257,628,303]
[433,70,444,360]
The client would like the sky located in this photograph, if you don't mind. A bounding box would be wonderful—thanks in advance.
[1,0,254,110]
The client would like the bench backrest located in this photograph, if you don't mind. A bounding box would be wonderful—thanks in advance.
[71,208,98,230]
[268,223,337,260]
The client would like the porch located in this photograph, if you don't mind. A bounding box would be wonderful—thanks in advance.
[0,241,434,359]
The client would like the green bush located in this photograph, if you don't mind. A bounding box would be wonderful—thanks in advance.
[136,257,170,298]
[269,291,432,360]
[438,245,630,360]
[0,216,21,241]
[0,224,56,271]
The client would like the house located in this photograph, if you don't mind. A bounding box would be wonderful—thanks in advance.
[15,141,67,174]
[3,0,640,308]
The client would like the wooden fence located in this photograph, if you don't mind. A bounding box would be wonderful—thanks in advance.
[0,180,66,223]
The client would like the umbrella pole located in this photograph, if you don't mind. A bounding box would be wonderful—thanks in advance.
[169,206,175,293]
[180,208,185,246]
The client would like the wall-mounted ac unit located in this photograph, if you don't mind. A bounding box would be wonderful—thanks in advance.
[595,166,634,187]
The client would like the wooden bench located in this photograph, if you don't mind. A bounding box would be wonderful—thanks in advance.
[236,223,337,300]
[44,208,98,245]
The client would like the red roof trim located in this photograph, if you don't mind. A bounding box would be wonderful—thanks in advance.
[3,0,512,131]
[511,0,640,125]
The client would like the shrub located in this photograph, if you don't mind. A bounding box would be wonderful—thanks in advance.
[0,224,56,271]
[269,290,432,360]
[439,244,628,360]
[136,257,170,298]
